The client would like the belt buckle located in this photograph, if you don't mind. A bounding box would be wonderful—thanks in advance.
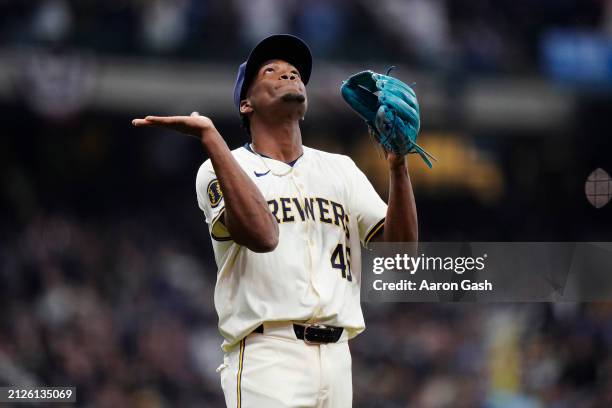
[303,323,326,345]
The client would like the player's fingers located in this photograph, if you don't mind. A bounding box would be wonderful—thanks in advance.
[144,115,172,123]
[144,116,192,126]
[132,118,153,126]
[132,117,179,127]
[191,111,199,117]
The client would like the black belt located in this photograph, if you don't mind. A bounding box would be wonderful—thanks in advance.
[253,323,343,344]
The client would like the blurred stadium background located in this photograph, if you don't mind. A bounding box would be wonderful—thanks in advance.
[2,0,612,407]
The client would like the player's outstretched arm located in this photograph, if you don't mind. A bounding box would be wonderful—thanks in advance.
[373,152,418,243]
[132,113,279,252]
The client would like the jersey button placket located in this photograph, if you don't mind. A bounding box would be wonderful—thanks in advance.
[291,170,321,312]
[291,174,308,232]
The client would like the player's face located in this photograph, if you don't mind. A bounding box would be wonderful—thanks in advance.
[245,59,308,119]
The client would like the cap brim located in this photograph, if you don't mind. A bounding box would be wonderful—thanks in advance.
[240,34,312,101]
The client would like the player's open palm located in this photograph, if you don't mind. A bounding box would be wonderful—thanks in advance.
[132,112,214,139]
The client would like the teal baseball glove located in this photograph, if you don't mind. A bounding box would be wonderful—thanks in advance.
[341,68,435,168]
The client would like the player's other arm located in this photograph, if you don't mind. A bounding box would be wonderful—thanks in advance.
[201,124,280,251]
[132,113,279,252]
[373,152,418,243]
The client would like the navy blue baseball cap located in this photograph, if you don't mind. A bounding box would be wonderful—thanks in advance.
[233,34,312,111]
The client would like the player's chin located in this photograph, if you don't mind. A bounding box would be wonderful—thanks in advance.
[280,92,306,104]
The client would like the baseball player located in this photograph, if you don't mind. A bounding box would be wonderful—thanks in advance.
[132,34,419,408]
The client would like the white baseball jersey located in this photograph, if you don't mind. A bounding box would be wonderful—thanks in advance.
[195,144,387,351]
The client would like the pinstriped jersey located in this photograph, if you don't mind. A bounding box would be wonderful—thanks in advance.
[195,145,387,351]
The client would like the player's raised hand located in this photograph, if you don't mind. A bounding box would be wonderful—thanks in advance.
[385,150,406,170]
[132,112,215,139]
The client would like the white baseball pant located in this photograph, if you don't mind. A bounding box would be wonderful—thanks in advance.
[217,322,352,408]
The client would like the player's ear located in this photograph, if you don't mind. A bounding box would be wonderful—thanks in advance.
[240,99,253,115]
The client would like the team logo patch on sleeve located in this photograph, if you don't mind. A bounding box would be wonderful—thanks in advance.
[207,179,223,208]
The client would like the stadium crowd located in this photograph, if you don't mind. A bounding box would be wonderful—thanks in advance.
[2,212,612,406]
[1,0,611,71]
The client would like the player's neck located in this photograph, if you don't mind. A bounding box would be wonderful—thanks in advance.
[250,120,303,163]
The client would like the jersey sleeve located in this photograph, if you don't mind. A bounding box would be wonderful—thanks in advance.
[195,160,231,241]
[346,157,388,246]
